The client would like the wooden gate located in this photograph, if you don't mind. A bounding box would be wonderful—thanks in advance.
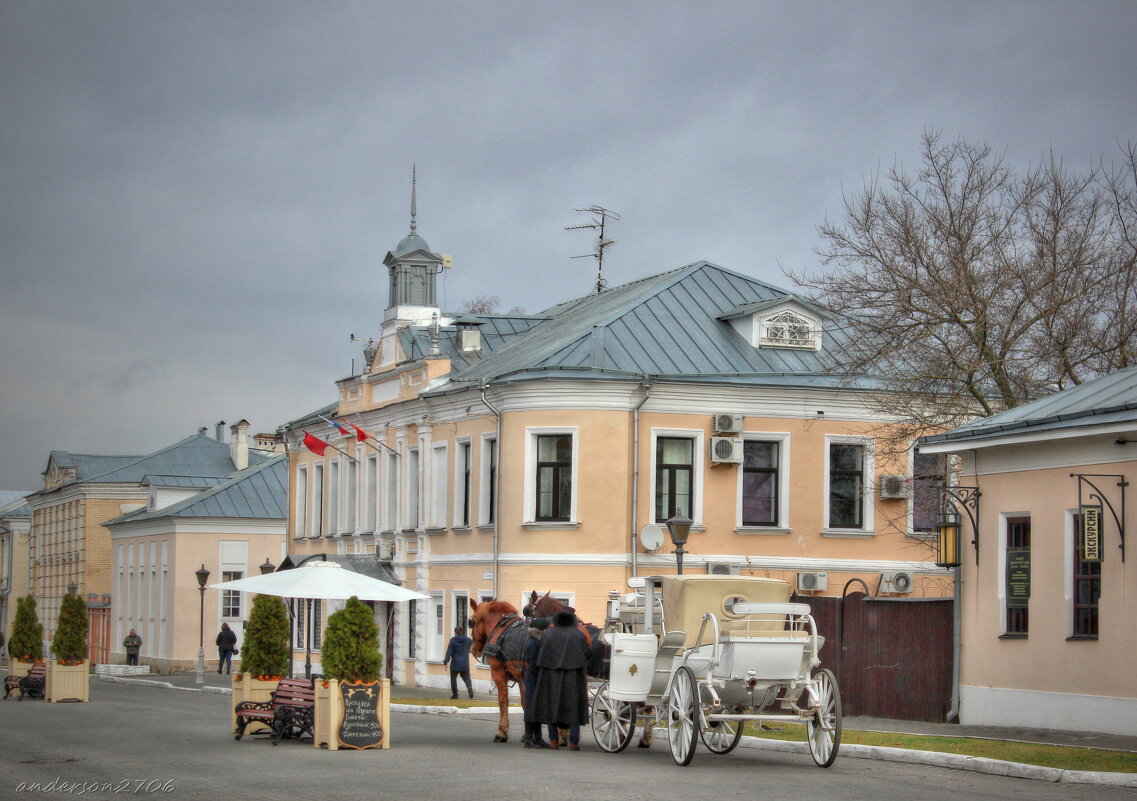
[795,591,953,722]
[86,595,112,665]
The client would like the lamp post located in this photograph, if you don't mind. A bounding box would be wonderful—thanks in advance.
[194,564,210,685]
[666,512,693,575]
[259,558,276,576]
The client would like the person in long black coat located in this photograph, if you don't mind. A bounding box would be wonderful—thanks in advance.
[528,610,591,749]
[521,618,550,747]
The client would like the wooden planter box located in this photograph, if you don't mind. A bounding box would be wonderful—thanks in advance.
[230,674,280,734]
[45,660,89,703]
[314,678,390,751]
[8,660,38,680]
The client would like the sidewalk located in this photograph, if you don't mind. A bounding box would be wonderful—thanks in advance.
[102,670,1137,753]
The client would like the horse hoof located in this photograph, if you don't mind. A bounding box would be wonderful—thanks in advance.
[494,734,508,743]
[637,741,652,749]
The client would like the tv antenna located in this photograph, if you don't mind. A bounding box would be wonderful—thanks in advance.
[566,205,620,294]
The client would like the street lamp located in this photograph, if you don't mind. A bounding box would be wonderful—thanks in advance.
[936,507,962,569]
[666,512,693,575]
[259,558,276,576]
[194,564,210,685]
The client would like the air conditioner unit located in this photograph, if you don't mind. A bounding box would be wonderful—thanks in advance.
[879,571,914,594]
[711,413,744,434]
[709,436,743,464]
[797,572,828,592]
[707,562,741,575]
[879,475,912,499]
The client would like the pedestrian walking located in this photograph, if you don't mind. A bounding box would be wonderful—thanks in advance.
[443,625,474,699]
[215,622,237,674]
[123,629,142,666]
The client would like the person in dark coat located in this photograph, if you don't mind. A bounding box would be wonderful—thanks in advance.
[529,610,591,749]
[443,626,474,699]
[521,618,550,747]
[215,622,237,674]
[123,629,142,666]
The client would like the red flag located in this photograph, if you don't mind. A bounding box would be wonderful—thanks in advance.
[350,422,372,442]
[302,430,329,456]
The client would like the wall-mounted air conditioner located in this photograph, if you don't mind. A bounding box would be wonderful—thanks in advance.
[709,437,743,464]
[879,475,912,499]
[879,571,914,594]
[707,562,741,575]
[712,413,744,434]
[797,572,828,592]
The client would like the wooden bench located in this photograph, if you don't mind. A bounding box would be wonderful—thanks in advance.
[234,677,315,745]
[4,662,46,701]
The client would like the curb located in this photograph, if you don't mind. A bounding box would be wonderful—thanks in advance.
[96,677,1135,786]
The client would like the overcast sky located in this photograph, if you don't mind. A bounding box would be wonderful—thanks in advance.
[1,1,1134,490]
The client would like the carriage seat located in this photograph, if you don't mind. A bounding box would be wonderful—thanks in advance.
[661,575,797,649]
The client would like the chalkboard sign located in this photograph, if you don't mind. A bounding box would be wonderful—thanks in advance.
[1006,546,1031,609]
[337,682,384,750]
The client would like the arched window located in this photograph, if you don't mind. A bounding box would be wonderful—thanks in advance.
[761,310,816,348]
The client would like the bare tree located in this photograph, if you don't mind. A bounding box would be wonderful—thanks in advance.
[791,130,1137,442]
[458,294,526,315]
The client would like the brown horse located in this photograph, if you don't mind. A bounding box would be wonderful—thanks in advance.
[469,597,528,742]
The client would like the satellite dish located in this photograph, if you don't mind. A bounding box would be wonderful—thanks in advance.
[639,524,664,552]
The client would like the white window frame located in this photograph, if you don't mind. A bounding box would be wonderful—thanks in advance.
[822,435,875,536]
[479,434,497,527]
[345,456,358,534]
[520,591,574,612]
[404,447,420,531]
[328,460,340,536]
[384,451,399,532]
[523,427,580,526]
[427,592,445,662]
[430,442,448,529]
[453,438,473,529]
[735,432,790,532]
[295,464,308,539]
[453,591,469,634]
[648,428,705,526]
[364,454,378,533]
[311,462,324,539]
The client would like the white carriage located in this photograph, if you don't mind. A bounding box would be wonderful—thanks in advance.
[590,575,841,767]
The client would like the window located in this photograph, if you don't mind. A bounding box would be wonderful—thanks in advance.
[430,443,448,528]
[405,448,420,530]
[384,452,398,531]
[328,461,340,535]
[453,592,469,633]
[406,599,418,659]
[1073,513,1101,638]
[827,440,870,530]
[345,458,357,533]
[741,441,778,526]
[364,455,377,532]
[911,450,946,534]
[428,594,445,661]
[312,599,323,650]
[480,436,497,526]
[656,437,694,521]
[312,463,324,538]
[221,571,242,618]
[535,434,573,522]
[1005,517,1030,635]
[295,465,307,539]
[456,441,472,528]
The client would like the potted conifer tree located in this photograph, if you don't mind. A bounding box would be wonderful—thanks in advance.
[8,595,44,681]
[46,592,89,702]
[231,594,291,733]
[313,596,389,750]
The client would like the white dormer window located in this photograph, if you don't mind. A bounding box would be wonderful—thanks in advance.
[760,309,820,350]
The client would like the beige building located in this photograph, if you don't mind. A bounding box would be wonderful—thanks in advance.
[103,425,286,673]
[919,366,1137,736]
[281,194,950,691]
[26,424,273,662]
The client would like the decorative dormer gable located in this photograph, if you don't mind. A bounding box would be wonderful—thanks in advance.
[719,295,824,352]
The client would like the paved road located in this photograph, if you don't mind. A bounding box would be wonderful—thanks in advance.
[2,680,1135,801]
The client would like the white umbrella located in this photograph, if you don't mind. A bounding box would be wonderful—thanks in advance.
[210,560,430,602]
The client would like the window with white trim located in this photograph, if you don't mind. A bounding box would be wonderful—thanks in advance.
[384,452,398,531]
[430,442,448,528]
[311,463,324,538]
[741,439,781,526]
[328,461,340,535]
[428,593,444,661]
[221,571,242,618]
[405,448,420,530]
[479,435,497,526]
[524,428,579,524]
[295,465,307,539]
[345,458,357,533]
[455,440,472,528]
[824,437,874,532]
[364,455,377,533]
[649,429,704,525]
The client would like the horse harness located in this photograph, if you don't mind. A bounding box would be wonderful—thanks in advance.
[481,613,528,664]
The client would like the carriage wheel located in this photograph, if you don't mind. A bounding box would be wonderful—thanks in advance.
[805,668,842,768]
[666,666,701,766]
[590,682,637,753]
[700,715,743,754]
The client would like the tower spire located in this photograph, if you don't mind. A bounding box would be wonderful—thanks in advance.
[409,163,417,235]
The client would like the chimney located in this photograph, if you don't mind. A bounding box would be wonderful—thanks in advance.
[230,419,250,470]
[215,420,226,441]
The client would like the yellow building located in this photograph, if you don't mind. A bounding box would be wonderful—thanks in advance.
[0,492,32,652]
[282,190,950,691]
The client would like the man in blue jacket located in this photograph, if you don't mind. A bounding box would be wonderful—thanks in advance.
[443,625,474,699]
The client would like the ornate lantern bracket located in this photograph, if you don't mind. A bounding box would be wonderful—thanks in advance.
[1071,474,1127,562]
[938,485,981,565]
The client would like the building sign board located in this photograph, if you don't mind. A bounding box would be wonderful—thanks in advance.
[1006,546,1031,609]
[1081,505,1102,562]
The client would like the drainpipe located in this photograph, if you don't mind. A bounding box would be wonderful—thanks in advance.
[630,377,652,577]
[480,385,502,599]
[947,447,980,723]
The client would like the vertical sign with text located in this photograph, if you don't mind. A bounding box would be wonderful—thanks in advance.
[1081,505,1102,562]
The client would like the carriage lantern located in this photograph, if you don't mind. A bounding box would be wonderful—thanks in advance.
[936,502,962,568]
[666,513,693,575]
